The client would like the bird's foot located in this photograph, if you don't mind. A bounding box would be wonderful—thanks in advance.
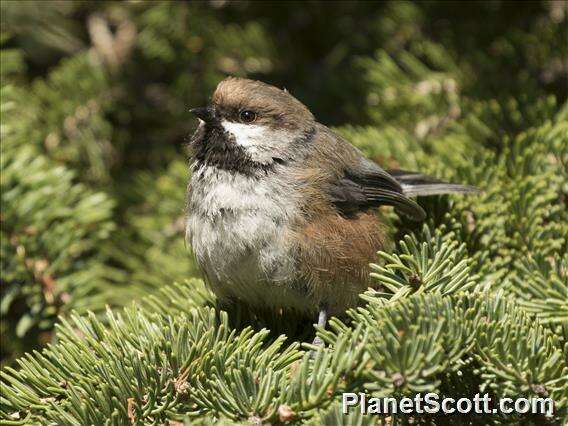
[312,335,324,347]
[309,307,327,358]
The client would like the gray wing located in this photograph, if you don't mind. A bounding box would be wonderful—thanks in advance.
[328,157,427,221]
[316,124,477,221]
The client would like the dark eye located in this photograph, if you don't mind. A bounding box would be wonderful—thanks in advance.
[239,110,257,123]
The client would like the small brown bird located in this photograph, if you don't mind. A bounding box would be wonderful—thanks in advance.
[186,77,476,335]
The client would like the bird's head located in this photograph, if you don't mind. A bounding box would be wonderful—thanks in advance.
[190,77,315,174]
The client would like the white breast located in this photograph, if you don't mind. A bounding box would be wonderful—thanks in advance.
[186,165,310,311]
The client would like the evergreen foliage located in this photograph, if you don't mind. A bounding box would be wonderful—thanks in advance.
[1,1,567,424]
[0,84,119,364]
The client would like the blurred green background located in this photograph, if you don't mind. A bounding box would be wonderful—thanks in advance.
[1,0,566,365]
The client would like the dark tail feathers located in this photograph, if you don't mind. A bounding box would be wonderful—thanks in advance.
[388,169,480,197]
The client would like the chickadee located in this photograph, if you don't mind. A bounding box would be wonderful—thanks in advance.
[186,77,477,335]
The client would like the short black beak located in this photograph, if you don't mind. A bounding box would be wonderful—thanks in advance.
[190,106,215,123]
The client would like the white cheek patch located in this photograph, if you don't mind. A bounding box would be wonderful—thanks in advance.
[221,120,268,148]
